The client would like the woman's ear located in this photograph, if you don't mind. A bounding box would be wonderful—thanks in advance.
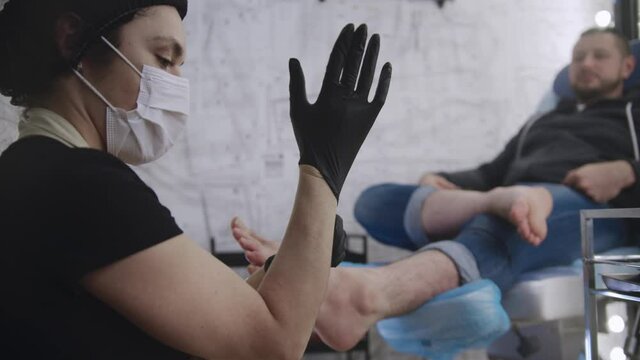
[54,13,85,63]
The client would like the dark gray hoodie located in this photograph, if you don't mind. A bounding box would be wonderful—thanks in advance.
[441,93,640,208]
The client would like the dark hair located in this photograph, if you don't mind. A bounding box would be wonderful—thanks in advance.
[580,27,631,57]
[0,2,144,107]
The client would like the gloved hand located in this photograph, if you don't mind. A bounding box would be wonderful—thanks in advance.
[289,23,392,200]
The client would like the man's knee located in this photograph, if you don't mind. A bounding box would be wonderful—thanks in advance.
[354,183,421,249]
[354,183,414,227]
[355,184,387,227]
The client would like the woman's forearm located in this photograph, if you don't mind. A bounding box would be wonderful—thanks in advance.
[254,165,336,354]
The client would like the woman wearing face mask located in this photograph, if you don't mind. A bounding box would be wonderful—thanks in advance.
[0,0,391,359]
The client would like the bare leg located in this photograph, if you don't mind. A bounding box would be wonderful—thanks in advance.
[230,217,278,266]
[422,186,553,245]
[315,250,459,350]
[421,190,491,239]
[230,187,552,351]
[233,185,553,269]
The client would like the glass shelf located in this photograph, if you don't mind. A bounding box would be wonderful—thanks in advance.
[590,289,640,303]
[582,208,640,360]
[591,255,640,264]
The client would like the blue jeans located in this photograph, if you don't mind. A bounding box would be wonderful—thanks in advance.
[354,183,630,293]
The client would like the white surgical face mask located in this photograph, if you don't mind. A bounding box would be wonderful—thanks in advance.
[73,36,190,165]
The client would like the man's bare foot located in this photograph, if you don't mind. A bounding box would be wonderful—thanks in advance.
[487,186,553,246]
[230,217,280,266]
[314,267,385,351]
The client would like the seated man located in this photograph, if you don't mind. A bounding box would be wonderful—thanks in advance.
[233,27,640,352]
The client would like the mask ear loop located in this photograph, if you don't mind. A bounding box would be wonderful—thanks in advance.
[71,65,119,152]
[100,36,143,78]
[72,67,117,111]
[72,36,144,110]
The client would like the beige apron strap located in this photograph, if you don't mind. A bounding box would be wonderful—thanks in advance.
[18,108,89,148]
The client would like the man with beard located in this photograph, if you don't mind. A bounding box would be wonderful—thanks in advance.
[230,27,640,354]
[350,27,639,255]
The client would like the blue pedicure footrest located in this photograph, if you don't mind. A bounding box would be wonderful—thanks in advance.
[339,262,510,360]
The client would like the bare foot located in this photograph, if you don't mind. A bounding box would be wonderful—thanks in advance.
[230,217,280,266]
[487,186,553,246]
[314,267,384,351]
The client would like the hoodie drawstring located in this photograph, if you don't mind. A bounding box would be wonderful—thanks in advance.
[625,101,639,161]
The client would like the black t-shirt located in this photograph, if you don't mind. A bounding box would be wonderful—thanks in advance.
[0,137,190,359]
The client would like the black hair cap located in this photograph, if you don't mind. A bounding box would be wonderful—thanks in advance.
[0,0,188,65]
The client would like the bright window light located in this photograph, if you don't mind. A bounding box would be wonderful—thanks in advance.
[595,10,612,27]
[608,315,626,333]
[610,346,627,360]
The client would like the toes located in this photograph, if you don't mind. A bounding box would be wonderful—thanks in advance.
[528,215,548,243]
[233,216,248,230]
[517,220,531,237]
[232,221,267,244]
[231,227,241,240]
[230,216,239,230]
[233,227,258,245]
[509,201,528,224]
[517,220,541,246]
[529,235,542,246]
[231,217,248,231]
[518,227,536,246]
[246,251,267,266]
[237,236,260,252]
[232,226,246,239]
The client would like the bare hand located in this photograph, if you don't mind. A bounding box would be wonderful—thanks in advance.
[418,173,459,190]
[563,160,636,203]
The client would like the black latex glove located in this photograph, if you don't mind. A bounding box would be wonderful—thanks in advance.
[331,214,347,266]
[289,23,392,200]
